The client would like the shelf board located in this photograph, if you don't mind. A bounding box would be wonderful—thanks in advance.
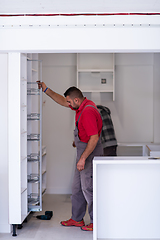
[32,68,38,72]
[28,193,40,206]
[38,145,46,155]
[81,90,114,93]
[27,134,40,141]
[42,170,47,175]
[42,152,46,157]
[21,188,27,194]
[21,156,27,161]
[27,153,39,162]
[27,113,40,121]
[78,69,114,72]
[27,82,38,84]
[42,188,46,195]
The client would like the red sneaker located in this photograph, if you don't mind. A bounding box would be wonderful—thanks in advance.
[81,223,93,231]
[60,218,85,227]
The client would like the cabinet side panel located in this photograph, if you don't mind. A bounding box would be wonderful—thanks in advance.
[8,53,22,224]
[0,53,11,233]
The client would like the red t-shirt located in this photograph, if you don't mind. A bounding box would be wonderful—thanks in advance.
[70,98,102,143]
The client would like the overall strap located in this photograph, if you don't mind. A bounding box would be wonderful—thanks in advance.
[76,105,99,127]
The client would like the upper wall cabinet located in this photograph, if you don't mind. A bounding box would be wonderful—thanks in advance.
[77,53,115,101]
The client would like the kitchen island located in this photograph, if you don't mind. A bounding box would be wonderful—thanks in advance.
[93,157,160,240]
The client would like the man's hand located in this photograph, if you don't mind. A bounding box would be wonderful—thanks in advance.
[76,134,99,172]
[77,157,86,171]
[37,81,69,108]
[37,81,47,92]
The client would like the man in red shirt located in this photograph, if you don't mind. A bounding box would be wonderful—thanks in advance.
[38,82,103,231]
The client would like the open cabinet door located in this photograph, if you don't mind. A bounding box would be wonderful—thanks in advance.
[27,54,43,212]
[8,53,46,236]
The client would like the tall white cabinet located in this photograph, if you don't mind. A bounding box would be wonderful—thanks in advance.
[8,53,46,236]
[8,53,28,230]
[27,54,43,212]
[77,53,115,101]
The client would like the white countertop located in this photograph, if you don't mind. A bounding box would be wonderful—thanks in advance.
[93,156,160,164]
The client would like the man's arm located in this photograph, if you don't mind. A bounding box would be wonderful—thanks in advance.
[37,81,69,108]
[77,134,99,171]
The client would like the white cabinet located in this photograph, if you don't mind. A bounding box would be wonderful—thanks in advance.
[145,144,160,157]
[8,53,28,230]
[77,53,115,100]
[27,54,43,212]
[117,142,147,156]
[93,156,160,240]
[8,53,46,236]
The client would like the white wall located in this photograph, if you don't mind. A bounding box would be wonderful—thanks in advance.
[113,53,154,143]
[39,53,77,194]
[39,53,160,194]
[1,0,160,14]
[153,53,160,143]
[0,54,11,232]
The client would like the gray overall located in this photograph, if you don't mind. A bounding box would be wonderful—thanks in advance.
[71,105,103,223]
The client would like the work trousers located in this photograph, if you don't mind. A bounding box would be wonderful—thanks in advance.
[71,126,103,223]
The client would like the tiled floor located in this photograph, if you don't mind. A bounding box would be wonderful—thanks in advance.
[0,194,93,240]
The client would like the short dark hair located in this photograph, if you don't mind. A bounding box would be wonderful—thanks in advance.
[64,86,84,99]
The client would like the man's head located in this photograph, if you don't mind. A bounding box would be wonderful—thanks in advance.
[64,86,84,109]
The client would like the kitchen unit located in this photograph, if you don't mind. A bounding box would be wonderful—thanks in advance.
[93,156,160,240]
[8,53,46,236]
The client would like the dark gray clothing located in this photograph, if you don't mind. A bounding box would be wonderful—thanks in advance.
[103,145,117,156]
[97,105,117,156]
[97,105,117,148]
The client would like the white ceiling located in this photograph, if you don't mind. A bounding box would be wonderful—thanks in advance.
[0,0,160,14]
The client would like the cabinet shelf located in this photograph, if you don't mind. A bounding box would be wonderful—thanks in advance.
[42,170,47,175]
[77,53,115,101]
[27,88,40,95]
[27,82,38,85]
[81,90,114,93]
[27,134,40,141]
[42,188,46,195]
[32,68,38,72]
[21,156,27,161]
[28,174,39,183]
[41,146,46,156]
[27,113,40,120]
[27,153,39,162]
[28,193,40,206]
[78,69,114,72]
[42,152,46,157]
[21,188,27,194]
